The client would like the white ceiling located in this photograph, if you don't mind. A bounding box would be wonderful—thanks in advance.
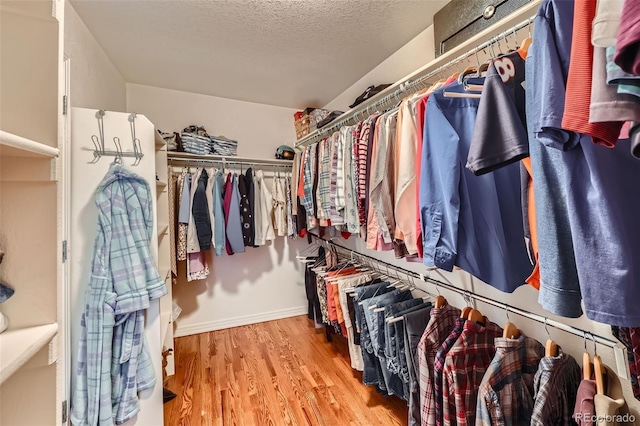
[70,0,449,109]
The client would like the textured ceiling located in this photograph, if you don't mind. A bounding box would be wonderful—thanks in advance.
[70,0,449,108]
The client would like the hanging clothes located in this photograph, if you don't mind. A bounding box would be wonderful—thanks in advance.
[253,169,275,246]
[272,175,287,237]
[212,170,226,256]
[237,172,253,246]
[192,168,212,251]
[245,168,256,246]
[530,347,581,425]
[176,171,191,261]
[475,335,545,425]
[168,170,179,275]
[186,168,202,254]
[223,172,245,254]
[71,164,167,426]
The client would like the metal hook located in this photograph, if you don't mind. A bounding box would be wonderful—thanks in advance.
[511,27,518,51]
[583,331,588,352]
[489,39,496,60]
[112,137,124,164]
[504,303,511,322]
[544,318,552,339]
[589,332,597,356]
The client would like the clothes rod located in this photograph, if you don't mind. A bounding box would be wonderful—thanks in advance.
[309,233,620,350]
[295,14,536,148]
[167,157,292,168]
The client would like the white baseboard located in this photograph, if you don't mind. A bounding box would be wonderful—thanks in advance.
[173,305,308,337]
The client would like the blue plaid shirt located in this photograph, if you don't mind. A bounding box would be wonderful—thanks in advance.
[72,164,167,426]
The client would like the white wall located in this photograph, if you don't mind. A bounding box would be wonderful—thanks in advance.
[322,25,436,112]
[127,84,296,158]
[64,2,126,111]
[126,84,308,336]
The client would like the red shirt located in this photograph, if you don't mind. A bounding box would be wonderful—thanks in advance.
[562,0,623,147]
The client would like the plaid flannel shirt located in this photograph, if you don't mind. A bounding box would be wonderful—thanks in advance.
[301,144,316,217]
[432,318,467,426]
[417,304,462,426]
[318,138,332,220]
[476,335,544,426]
[612,326,640,400]
[331,131,345,225]
[442,319,502,426]
[531,348,581,426]
[71,164,167,426]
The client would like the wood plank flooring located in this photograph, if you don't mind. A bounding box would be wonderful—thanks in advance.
[164,315,409,426]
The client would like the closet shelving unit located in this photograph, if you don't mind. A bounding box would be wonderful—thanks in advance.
[0,0,66,424]
[155,130,175,376]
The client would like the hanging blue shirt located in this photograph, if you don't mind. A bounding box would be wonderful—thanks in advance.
[526,0,583,318]
[420,81,532,293]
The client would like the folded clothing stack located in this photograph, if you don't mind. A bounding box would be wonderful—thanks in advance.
[161,131,182,151]
[210,135,238,156]
[181,132,212,155]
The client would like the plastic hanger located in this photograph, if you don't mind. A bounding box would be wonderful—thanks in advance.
[502,304,520,339]
[544,318,558,357]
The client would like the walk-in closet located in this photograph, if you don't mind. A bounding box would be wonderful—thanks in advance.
[1,0,640,425]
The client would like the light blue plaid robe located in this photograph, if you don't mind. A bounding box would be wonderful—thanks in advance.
[71,164,167,426]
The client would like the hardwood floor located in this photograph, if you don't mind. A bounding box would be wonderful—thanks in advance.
[163,315,409,426]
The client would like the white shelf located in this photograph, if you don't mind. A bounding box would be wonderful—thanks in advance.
[0,323,58,385]
[155,130,166,149]
[0,130,59,158]
[156,179,167,188]
[167,152,293,166]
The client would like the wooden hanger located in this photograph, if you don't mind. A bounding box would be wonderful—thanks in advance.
[467,309,484,325]
[594,355,605,395]
[520,37,533,56]
[582,333,592,380]
[501,305,520,339]
[434,295,446,309]
[543,318,557,357]
[503,322,520,339]
[460,306,472,318]
[583,352,592,380]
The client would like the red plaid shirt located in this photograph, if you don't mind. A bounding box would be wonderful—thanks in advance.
[417,303,461,426]
[442,319,502,426]
[432,317,467,426]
